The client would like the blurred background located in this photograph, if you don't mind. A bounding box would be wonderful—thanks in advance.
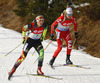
[0,0,100,58]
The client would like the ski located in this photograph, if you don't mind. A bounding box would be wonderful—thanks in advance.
[26,73,63,80]
[54,64,90,69]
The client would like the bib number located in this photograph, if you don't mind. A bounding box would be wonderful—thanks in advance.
[63,26,70,29]
[29,33,42,39]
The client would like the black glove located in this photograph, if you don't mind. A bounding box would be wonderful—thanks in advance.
[75,32,78,39]
[22,37,26,44]
[51,34,54,40]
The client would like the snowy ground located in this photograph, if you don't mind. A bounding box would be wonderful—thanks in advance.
[0,25,100,83]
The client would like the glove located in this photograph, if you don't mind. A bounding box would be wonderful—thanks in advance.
[51,34,54,40]
[22,37,26,44]
[75,32,78,39]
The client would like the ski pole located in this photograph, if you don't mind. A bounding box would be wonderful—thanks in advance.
[72,38,76,49]
[31,50,35,56]
[33,40,52,63]
[44,40,52,50]
[4,43,22,57]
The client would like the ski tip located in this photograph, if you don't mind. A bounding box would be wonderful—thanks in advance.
[58,78,63,80]
[85,67,91,69]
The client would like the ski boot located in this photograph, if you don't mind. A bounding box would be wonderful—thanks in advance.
[66,55,73,65]
[49,57,56,69]
[66,59,73,65]
[37,66,44,75]
[8,67,16,80]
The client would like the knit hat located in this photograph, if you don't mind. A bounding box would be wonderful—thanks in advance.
[65,7,73,14]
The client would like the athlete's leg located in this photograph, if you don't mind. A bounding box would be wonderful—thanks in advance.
[49,31,63,66]
[64,30,73,64]
[15,43,32,68]
[53,38,63,57]
[34,40,44,75]
[8,38,32,76]
[34,41,44,66]
[64,33,72,55]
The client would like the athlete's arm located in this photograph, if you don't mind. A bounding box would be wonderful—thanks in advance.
[73,16,77,32]
[22,23,33,38]
[51,15,64,34]
[41,24,48,41]
[73,16,78,39]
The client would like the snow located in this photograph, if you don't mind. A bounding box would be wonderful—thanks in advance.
[0,25,100,83]
[73,3,90,8]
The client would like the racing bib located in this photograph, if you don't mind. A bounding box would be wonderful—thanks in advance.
[29,33,42,39]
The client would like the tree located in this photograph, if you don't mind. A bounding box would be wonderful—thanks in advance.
[14,0,67,23]
[73,0,100,20]
[14,0,100,23]
[14,0,29,17]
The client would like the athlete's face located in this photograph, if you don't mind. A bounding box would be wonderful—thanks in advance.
[37,20,44,27]
[65,13,72,19]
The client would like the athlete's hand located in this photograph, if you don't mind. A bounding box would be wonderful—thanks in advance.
[75,32,78,39]
[22,37,26,44]
[51,34,54,40]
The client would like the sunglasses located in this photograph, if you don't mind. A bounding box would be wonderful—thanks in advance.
[67,14,72,16]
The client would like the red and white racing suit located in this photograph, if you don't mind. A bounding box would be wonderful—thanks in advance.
[51,15,77,57]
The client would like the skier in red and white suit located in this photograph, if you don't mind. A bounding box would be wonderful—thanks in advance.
[49,7,78,66]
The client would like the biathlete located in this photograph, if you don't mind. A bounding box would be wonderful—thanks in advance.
[49,7,78,66]
[8,15,48,80]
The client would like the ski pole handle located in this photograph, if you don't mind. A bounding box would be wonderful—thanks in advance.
[4,43,22,57]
